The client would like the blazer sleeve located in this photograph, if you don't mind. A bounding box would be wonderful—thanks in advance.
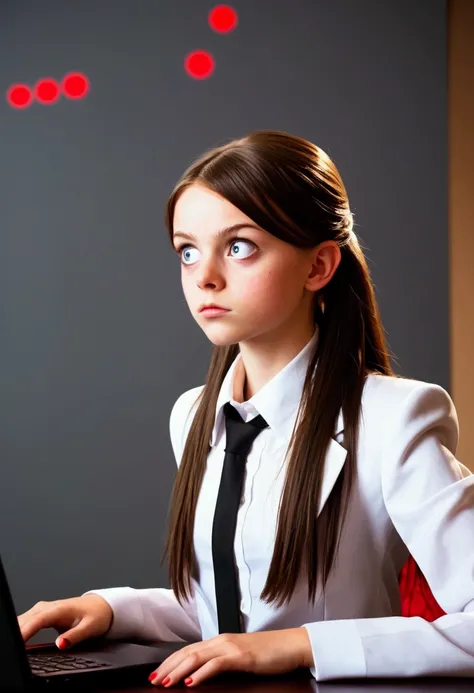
[82,387,204,644]
[303,382,474,680]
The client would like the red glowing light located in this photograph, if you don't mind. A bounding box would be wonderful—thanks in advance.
[7,84,33,109]
[61,72,89,99]
[209,5,238,33]
[35,78,60,104]
[185,51,215,79]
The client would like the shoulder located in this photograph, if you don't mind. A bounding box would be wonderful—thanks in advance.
[364,371,451,405]
[362,373,458,453]
[169,385,205,465]
[363,373,456,418]
[170,385,205,425]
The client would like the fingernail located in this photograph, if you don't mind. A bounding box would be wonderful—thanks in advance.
[58,638,70,650]
[161,676,171,686]
[148,672,158,683]
[185,678,193,686]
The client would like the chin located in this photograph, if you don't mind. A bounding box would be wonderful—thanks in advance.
[202,325,247,347]
[206,334,240,347]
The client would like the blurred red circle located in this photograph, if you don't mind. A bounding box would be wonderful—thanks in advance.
[35,78,60,104]
[185,51,215,79]
[61,72,89,99]
[7,84,33,109]
[209,5,238,33]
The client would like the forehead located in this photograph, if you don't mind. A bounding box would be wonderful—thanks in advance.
[173,184,252,232]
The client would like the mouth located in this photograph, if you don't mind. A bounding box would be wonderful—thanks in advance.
[199,304,231,317]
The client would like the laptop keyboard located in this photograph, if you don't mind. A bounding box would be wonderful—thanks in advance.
[27,653,112,675]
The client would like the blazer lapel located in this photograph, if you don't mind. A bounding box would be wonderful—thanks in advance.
[317,436,348,516]
[317,408,347,517]
[334,408,344,438]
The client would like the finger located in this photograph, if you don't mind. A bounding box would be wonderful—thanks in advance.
[18,602,49,630]
[151,650,206,688]
[20,610,58,643]
[20,603,73,643]
[54,616,93,649]
[150,642,213,685]
[149,645,194,683]
[180,655,232,688]
[152,648,229,688]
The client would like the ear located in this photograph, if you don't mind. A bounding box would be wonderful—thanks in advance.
[304,241,342,292]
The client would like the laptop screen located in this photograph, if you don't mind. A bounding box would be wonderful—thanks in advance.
[0,554,34,692]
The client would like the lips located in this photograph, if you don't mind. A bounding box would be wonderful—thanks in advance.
[199,304,229,312]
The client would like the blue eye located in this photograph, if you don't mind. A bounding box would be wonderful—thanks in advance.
[229,240,255,259]
[177,239,256,265]
[181,247,201,265]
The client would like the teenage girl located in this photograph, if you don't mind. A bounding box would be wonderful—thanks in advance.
[18,131,474,686]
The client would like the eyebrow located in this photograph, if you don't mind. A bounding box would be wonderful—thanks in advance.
[172,222,263,244]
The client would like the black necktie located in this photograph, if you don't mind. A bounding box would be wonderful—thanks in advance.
[211,402,269,634]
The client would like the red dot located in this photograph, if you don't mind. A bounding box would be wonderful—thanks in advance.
[35,78,60,105]
[7,84,33,109]
[61,72,89,99]
[185,51,215,79]
[209,5,238,33]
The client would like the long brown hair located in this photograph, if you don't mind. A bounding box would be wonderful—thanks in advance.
[163,130,394,608]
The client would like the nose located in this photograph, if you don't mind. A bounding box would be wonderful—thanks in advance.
[196,253,225,291]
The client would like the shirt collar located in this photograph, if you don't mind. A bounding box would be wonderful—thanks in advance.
[210,327,320,448]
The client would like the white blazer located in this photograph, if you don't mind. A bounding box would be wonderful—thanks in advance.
[86,335,474,681]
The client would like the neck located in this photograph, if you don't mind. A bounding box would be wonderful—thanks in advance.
[236,319,317,402]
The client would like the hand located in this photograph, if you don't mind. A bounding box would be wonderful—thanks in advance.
[17,595,114,648]
[148,627,313,688]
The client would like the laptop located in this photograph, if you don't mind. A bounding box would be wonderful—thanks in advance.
[0,554,189,691]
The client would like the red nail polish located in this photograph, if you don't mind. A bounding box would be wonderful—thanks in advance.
[58,638,70,650]
[148,673,158,683]
[185,677,193,686]
[162,676,171,686]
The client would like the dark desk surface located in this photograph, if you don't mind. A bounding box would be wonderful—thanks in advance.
[89,671,474,693]
[29,642,474,693]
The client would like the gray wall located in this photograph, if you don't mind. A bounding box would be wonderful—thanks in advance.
[0,0,447,644]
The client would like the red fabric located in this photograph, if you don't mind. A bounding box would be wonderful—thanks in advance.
[398,555,446,621]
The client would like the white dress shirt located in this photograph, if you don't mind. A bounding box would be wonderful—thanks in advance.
[85,329,474,681]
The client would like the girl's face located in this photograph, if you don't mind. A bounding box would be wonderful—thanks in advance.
[172,183,317,347]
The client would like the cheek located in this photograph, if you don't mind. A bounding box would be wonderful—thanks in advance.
[181,271,194,305]
[241,264,300,308]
